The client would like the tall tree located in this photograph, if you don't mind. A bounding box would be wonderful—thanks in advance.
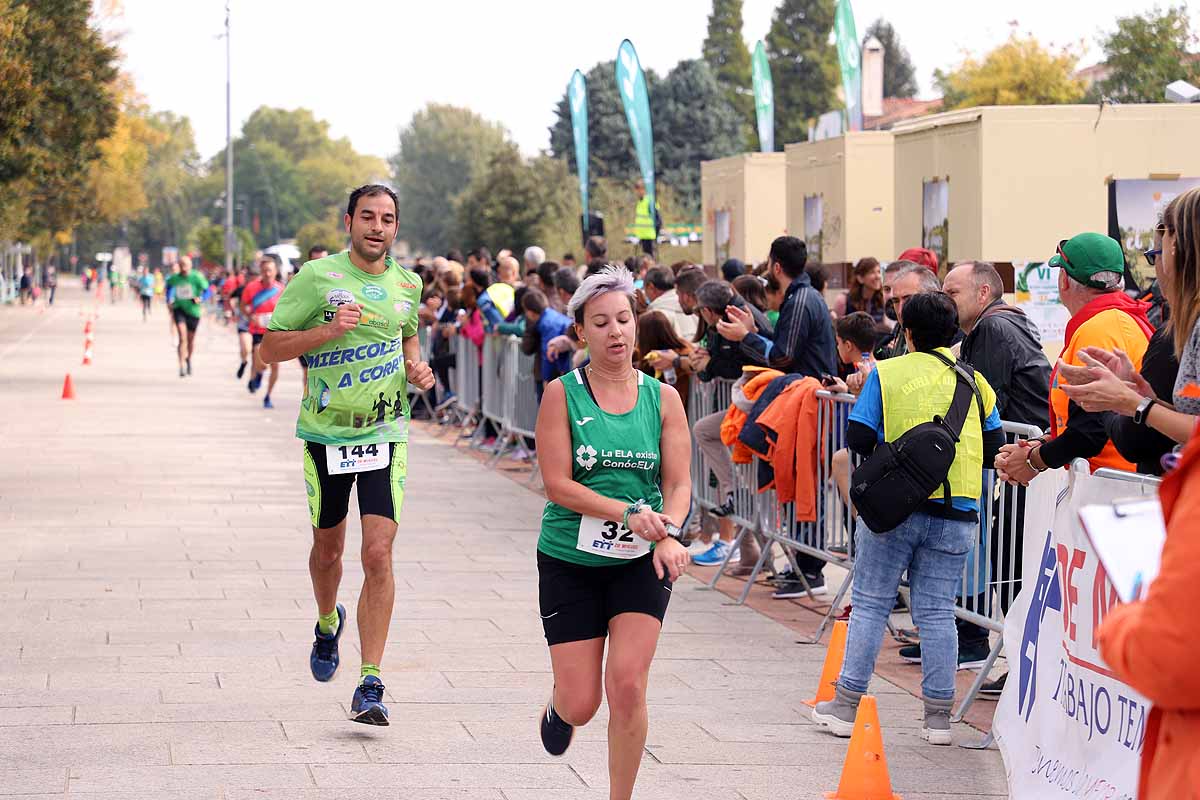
[935,36,1085,109]
[1091,6,1200,103]
[864,18,918,99]
[548,60,652,183]
[702,0,756,145]
[0,0,119,238]
[390,103,509,253]
[765,0,839,146]
[654,59,746,215]
[455,146,575,254]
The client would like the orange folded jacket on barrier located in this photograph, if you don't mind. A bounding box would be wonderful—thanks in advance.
[755,377,822,518]
[720,368,783,464]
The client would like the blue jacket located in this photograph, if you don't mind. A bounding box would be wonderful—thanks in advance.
[536,308,573,381]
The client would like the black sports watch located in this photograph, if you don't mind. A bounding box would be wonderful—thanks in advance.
[1133,396,1156,427]
[663,523,688,544]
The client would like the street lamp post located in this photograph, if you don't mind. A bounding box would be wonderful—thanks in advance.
[223,1,234,275]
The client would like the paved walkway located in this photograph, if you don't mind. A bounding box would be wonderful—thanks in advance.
[0,281,1007,799]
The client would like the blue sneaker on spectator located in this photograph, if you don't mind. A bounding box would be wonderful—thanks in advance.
[309,603,345,682]
[350,675,389,726]
[693,540,737,566]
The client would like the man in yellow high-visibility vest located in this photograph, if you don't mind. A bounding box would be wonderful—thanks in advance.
[633,181,660,256]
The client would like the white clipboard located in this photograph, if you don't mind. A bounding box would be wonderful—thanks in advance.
[1077,499,1166,604]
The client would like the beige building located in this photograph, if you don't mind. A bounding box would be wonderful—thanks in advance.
[891,103,1200,270]
[700,152,787,266]
[784,132,895,285]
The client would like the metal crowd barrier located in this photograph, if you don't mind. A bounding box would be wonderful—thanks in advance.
[451,333,481,436]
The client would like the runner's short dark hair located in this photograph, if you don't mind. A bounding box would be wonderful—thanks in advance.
[308,245,328,259]
[346,184,399,218]
[834,312,877,353]
[644,267,674,291]
[769,236,808,279]
[904,292,959,351]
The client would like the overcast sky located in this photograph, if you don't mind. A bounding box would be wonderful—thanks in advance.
[108,0,1196,164]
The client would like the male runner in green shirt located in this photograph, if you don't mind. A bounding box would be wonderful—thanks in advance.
[165,255,209,377]
[260,184,434,725]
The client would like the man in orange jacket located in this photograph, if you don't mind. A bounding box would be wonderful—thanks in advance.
[997,233,1152,483]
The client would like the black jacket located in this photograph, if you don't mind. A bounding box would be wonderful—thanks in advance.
[698,299,773,381]
[739,273,837,380]
[959,300,1052,430]
[1107,327,1177,475]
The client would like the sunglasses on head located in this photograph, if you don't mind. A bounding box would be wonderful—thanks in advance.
[1056,239,1072,268]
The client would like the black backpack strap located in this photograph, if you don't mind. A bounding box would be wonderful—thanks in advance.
[928,350,985,438]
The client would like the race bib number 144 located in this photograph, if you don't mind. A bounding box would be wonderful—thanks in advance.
[326,443,388,475]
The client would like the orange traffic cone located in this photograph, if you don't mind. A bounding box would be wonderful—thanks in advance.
[825,695,901,800]
[803,620,848,707]
[83,320,93,336]
[82,345,92,365]
[61,374,76,399]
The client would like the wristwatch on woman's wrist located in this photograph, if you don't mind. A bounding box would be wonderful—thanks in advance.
[663,523,687,544]
[1133,396,1156,426]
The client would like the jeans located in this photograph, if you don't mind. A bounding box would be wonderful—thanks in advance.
[693,410,733,497]
[839,510,974,701]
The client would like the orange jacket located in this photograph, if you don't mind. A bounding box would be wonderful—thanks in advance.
[721,368,784,464]
[1098,428,1200,800]
[755,377,822,518]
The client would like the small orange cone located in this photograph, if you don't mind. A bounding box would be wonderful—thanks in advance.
[803,619,848,707]
[82,345,92,365]
[825,696,901,800]
[83,320,93,336]
[61,374,76,399]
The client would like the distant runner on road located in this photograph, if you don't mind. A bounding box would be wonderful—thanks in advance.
[241,256,284,409]
[165,256,208,377]
[259,184,434,726]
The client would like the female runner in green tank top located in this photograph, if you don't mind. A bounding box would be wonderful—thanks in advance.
[533,265,692,800]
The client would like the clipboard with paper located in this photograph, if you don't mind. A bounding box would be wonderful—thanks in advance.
[1077,498,1166,603]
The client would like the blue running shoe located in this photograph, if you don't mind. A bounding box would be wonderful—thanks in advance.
[350,675,389,726]
[692,540,736,566]
[263,395,274,410]
[309,603,345,682]
[248,372,263,393]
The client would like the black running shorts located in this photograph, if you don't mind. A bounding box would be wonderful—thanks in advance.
[172,307,200,331]
[302,440,407,530]
[536,550,673,646]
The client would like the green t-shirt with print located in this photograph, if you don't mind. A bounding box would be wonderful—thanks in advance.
[268,252,422,446]
[166,271,209,317]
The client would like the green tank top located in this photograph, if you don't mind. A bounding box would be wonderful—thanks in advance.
[538,368,664,567]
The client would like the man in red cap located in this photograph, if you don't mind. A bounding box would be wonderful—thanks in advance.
[897,247,939,273]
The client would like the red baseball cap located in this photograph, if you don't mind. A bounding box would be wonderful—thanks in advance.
[897,247,939,272]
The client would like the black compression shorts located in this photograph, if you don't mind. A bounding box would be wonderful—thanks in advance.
[172,308,200,331]
[302,440,408,529]
[536,550,673,646]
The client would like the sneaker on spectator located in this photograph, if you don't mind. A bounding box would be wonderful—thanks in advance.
[692,540,737,566]
[772,573,827,599]
[686,537,714,556]
[898,639,990,670]
[979,672,1007,698]
[771,569,796,585]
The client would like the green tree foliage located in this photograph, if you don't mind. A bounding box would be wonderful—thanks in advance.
[455,146,575,255]
[296,215,346,262]
[935,36,1086,109]
[1091,6,1200,103]
[390,103,509,254]
[191,222,255,267]
[654,59,745,215]
[549,60,650,183]
[0,0,119,238]
[548,59,740,215]
[864,18,918,99]
[702,0,756,145]
[765,0,839,146]
[205,107,386,248]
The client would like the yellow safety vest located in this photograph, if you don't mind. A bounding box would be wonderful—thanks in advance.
[633,196,657,241]
[485,282,515,318]
[877,347,997,503]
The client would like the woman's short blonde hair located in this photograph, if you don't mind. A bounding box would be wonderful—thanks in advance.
[567,264,636,323]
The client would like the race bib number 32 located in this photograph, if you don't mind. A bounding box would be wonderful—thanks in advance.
[576,515,651,560]
[326,443,388,475]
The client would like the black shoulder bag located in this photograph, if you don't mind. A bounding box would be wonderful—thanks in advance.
[849,352,985,533]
